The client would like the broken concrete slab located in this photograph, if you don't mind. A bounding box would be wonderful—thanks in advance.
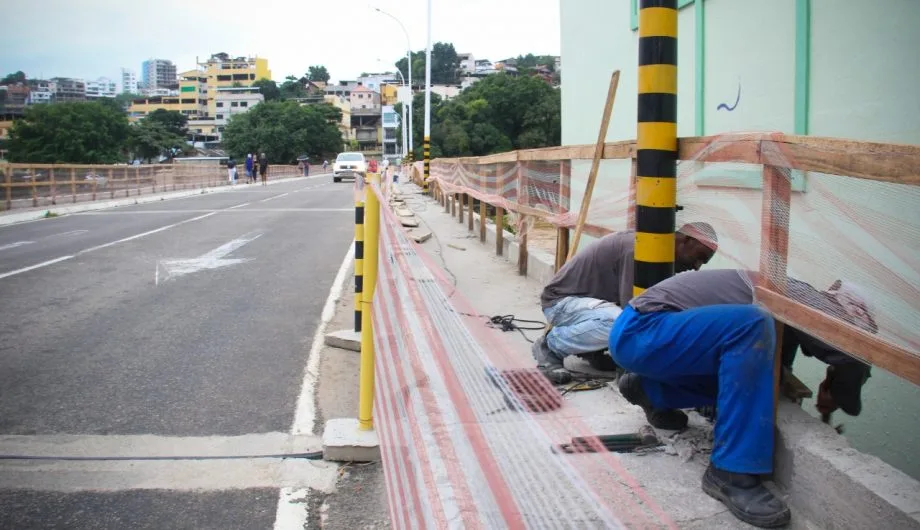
[408,230,432,243]
[399,217,420,228]
[324,329,360,352]
[322,417,380,462]
[395,207,414,218]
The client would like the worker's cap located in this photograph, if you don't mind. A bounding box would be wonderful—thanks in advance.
[825,280,877,333]
[678,222,719,251]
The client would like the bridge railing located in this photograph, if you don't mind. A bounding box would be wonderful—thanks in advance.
[0,163,303,211]
[410,132,920,390]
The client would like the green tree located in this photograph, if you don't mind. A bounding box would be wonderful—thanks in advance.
[253,78,281,101]
[222,101,343,164]
[308,65,330,83]
[1,71,27,85]
[279,75,307,100]
[395,43,459,87]
[128,120,186,163]
[115,92,142,110]
[145,109,188,137]
[8,101,130,163]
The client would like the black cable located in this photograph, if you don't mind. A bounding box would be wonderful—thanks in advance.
[486,314,546,343]
[0,451,325,462]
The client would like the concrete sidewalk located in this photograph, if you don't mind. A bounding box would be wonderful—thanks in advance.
[0,174,327,227]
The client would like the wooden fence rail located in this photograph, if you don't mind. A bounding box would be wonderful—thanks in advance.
[411,131,920,391]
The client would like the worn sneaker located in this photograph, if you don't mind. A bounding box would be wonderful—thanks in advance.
[532,335,572,385]
[576,350,621,372]
[617,372,688,430]
[702,464,791,528]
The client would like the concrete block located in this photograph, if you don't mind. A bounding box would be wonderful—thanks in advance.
[400,217,420,228]
[322,417,380,462]
[409,230,432,243]
[395,207,414,217]
[324,329,361,352]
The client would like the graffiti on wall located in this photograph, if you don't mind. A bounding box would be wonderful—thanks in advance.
[717,82,742,112]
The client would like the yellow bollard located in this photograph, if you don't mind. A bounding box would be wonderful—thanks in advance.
[358,172,381,431]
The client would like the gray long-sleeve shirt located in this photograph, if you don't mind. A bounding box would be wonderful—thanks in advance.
[540,231,635,309]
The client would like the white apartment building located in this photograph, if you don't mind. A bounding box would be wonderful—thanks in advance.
[86,77,117,98]
[27,81,56,104]
[213,87,264,135]
[121,69,138,94]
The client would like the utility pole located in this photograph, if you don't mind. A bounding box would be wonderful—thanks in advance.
[423,0,432,193]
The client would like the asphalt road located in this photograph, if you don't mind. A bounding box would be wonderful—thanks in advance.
[0,175,354,528]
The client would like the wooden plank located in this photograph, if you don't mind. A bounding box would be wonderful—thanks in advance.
[479,151,518,164]
[136,166,141,195]
[468,193,474,231]
[108,168,114,199]
[4,166,11,210]
[50,168,57,205]
[627,157,637,231]
[568,70,620,261]
[495,206,505,256]
[555,227,569,272]
[479,200,487,243]
[458,192,464,223]
[31,167,38,207]
[70,168,76,203]
[756,287,920,387]
[772,135,920,186]
[518,220,528,276]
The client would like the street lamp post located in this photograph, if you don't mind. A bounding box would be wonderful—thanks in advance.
[373,8,413,158]
[423,0,432,192]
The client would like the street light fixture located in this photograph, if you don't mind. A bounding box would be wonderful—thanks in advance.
[373,7,413,157]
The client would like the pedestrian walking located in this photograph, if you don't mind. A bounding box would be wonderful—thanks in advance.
[322,160,328,172]
[259,152,269,186]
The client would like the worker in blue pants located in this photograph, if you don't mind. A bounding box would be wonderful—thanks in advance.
[608,269,789,528]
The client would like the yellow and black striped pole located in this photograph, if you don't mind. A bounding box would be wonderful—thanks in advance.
[354,198,365,332]
[423,136,431,193]
[634,0,678,297]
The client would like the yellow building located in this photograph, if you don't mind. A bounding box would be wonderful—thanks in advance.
[198,55,270,118]
[379,83,399,106]
[128,54,270,126]
[324,95,353,141]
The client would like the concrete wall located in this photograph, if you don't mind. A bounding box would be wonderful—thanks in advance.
[561,0,920,481]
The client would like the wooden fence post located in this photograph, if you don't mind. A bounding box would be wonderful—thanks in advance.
[627,157,638,230]
[555,160,570,271]
[31,167,38,207]
[109,168,115,199]
[136,166,141,195]
[70,168,76,203]
[516,158,527,276]
[468,193,474,231]
[50,167,57,205]
[458,192,465,224]
[760,164,792,419]
[4,165,11,210]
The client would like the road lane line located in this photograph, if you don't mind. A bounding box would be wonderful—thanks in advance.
[228,202,251,209]
[260,192,290,203]
[0,241,35,251]
[0,212,217,280]
[0,255,75,280]
[79,212,217,254]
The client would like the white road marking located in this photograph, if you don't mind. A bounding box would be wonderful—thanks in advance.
[0,212,217,281]
[44,230,89,239]
[0,241,35,251]
[79,212,216,254]
[74,208,351,214]
[260,192,290,203]
[157,233,262,282]
[274,488,311,530]
[276,240,353,529]
[0,255,75,280]
[228,202,250,209]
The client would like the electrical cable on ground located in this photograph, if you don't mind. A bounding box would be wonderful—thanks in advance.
[0,451,325,462]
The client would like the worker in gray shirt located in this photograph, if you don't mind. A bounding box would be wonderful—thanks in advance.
[533,222,719,384]
[609,269,876,528]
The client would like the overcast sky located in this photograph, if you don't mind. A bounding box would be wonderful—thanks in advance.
[1,0,561,87]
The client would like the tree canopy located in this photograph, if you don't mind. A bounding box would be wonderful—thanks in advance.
[308,65,330,83]
[395,42,460,87]
[145,109,188,137]
[398,73,560,159]
[221,101,343,163]
[8,101,130,163]
[128,120,186,163]
[1,71,27,85]
[253,78,281,101]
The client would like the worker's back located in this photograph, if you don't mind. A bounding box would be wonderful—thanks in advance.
[541,231,635,309]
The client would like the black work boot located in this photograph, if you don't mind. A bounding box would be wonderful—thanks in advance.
[531,335,572,385]
[576,350,621,372]
[617,372,688,430]
[702,464,791,528]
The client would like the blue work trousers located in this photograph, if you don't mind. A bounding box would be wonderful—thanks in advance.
[609,304,776,474]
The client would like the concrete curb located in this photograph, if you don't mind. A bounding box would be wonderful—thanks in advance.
[0,175,321,228]
[438,195,920,529]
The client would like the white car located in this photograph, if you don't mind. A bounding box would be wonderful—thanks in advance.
[332,152,367,183]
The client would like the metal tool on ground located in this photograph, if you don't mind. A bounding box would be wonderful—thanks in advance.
[554,427,661,454]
